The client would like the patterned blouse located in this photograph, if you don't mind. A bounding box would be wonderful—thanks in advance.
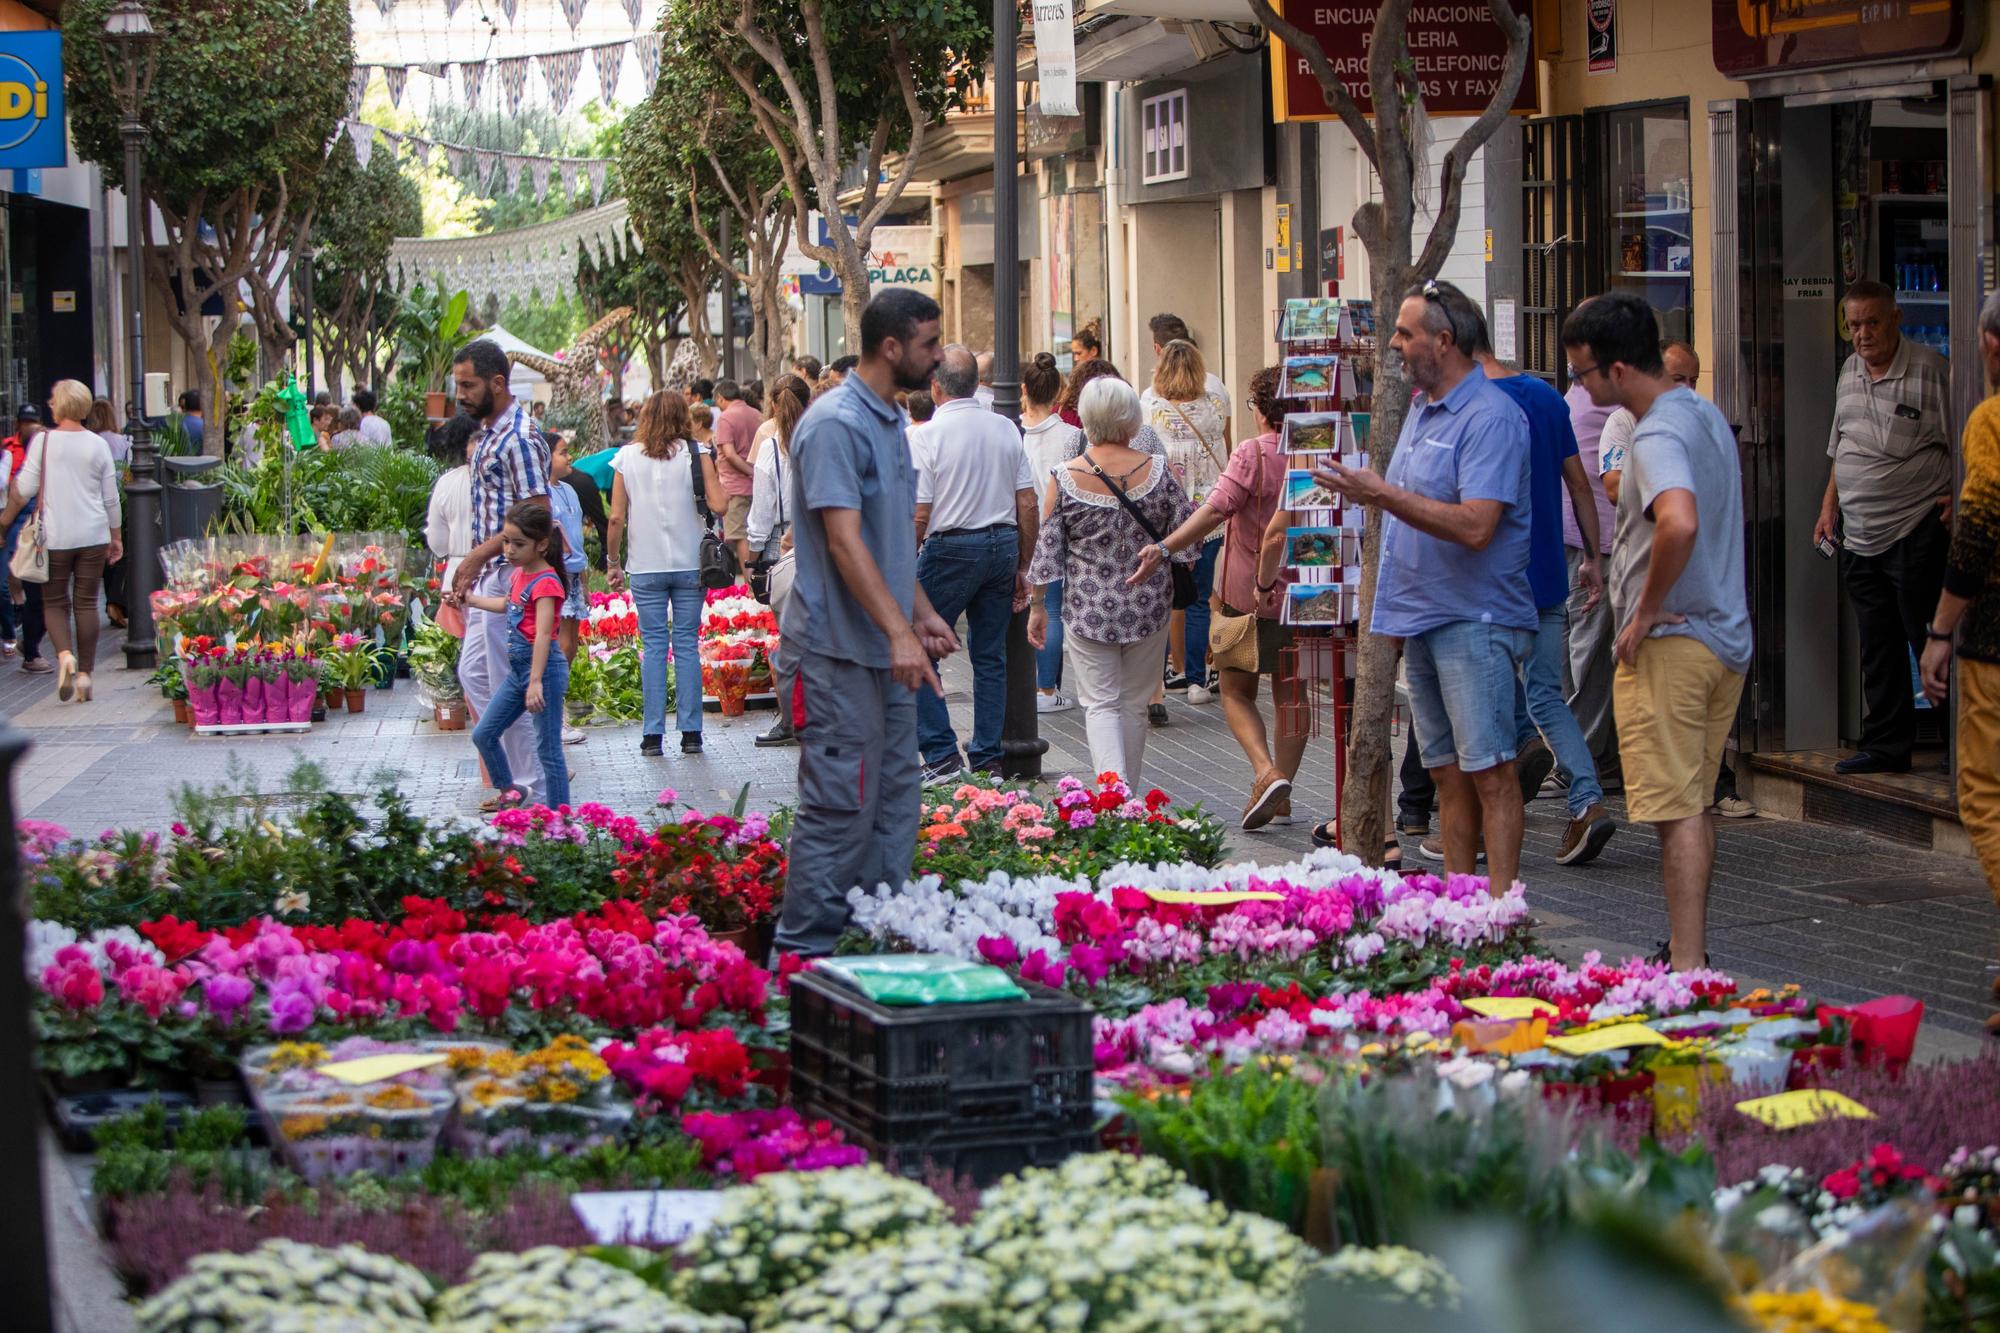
[1029,454,1194,644]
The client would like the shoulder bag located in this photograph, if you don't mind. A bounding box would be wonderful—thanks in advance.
[1084,456,1196,610]
[1205,439,1267,675]
[689,440,742,590]
[10,433,51,583]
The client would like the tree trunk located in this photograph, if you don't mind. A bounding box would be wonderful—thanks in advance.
[832,228,871,348]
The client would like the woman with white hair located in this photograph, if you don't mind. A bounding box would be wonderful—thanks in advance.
[1028,376,1193,784]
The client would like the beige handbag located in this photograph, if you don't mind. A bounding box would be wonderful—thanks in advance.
[1205,433,1263,675]
[9,434,49,583]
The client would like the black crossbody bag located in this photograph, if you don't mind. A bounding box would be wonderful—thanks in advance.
[1084,457,1196,609]
[688,440,741,590]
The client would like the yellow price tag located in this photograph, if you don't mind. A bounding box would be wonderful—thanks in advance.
[315,1053,448,1085]
[1545,1022,1671,1056]
[1735,1090,1874,1130]
[1462,996,1559,1021]
[1142,889,1286,905]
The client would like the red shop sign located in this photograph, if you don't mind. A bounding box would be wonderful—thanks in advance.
[1269,1,1539,121]
[1713,0,1977,78]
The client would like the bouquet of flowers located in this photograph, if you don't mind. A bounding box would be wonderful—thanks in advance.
[254,581,311,643]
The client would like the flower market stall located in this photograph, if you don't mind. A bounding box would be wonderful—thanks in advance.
[699,586,778,714]
[18,771,2000,1331]
[148,536,436,733]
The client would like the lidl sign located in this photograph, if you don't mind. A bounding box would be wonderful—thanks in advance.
[0,34,64,169]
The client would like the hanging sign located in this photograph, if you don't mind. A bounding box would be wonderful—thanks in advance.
[1715,0,1973,77]
[0,34,63,169]
[1269,1,1538,121]
[1587,0,1617,73]
[1033,1,1079,118]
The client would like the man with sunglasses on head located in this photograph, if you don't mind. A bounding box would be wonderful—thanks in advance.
[1564,294,1751,974]
[1310,279,1536,894]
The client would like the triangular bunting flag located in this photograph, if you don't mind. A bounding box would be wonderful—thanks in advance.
[411,137,431,168]
[446,145,470,176]
[347,68,368,118]
[592,44,622,107]
[380,130,402,160]
[347,120,373,169]
[559,0,590,33]
[504,154,527,195]
[384,66,408,108]
[561,160,580,196]
[530,156,554,200]
[421,62,447,80]
[462,61,486,106]
[623,0,644,25]
[635,34,661,95]
[539,51,583,112]
[499,0,520,20]
[585,160,609,199]
[373,0,396,16]
[473,149,500,188]
[498,57,529,114]
[443,0,465,18]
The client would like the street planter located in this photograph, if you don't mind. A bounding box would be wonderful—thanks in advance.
[433,699,467,731]
[344,688,367,714]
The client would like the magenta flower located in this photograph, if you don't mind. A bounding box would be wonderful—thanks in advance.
[977,935,1020,967]
[202,973,254,1021]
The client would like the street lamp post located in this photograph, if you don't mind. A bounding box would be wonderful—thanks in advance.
[104,0,162,670]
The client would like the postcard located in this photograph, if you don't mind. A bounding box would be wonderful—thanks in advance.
[1283,469,1339,511]
[1285,585,1347,625]
[1281,355,1339,398]
[1281,412,1342,455]
[1286,526,1342,568]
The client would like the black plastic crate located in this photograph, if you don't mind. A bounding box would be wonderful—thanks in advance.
[834,1106,1100,1187]
[788,969,1095,1143]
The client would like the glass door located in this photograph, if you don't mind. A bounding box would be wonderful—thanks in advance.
[1590,101,1695,347]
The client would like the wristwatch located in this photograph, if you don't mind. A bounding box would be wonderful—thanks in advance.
[1927,623,1954,642]
[1155,542,1173,563]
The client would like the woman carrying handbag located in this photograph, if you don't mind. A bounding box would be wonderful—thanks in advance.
[0,380,121,703]
[1129,366,1304,833]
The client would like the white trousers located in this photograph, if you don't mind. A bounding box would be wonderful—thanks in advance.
[458,564,544,796]
[1069,625,1169,787]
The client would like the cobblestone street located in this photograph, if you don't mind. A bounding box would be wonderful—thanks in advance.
[10,628,1995,1056]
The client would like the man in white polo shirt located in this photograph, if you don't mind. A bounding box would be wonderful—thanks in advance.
[911,344,1038,780]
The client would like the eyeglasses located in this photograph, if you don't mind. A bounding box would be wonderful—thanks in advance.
[1567,362,1601,380]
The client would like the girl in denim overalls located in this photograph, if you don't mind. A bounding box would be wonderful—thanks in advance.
[455,499,576,809]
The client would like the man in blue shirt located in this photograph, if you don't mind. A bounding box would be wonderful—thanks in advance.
[1312,280,1535,890]
[775,289,962,958]
[1471,340,1616,867]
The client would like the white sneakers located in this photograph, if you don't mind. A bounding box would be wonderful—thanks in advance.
[1036,691,1075,714]
[1187,684,1212,705]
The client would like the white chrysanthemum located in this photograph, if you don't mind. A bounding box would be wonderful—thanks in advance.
[133,1240,431,1333]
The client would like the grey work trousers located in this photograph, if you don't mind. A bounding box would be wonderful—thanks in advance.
[1563,545,1619,780]
[772,647,921,958]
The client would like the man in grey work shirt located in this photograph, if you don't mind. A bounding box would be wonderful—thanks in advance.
[1812,279,1954,774]
[773,288,961,958]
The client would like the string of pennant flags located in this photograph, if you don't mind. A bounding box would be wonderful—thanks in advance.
[339,118,615,203]
[363,0,652,35]
[347,33,661,115]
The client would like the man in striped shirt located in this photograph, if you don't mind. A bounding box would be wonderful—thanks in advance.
[1815,280,1954,775]
[450,339,552,806]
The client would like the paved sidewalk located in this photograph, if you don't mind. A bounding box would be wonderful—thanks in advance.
[8,626,1995,1052]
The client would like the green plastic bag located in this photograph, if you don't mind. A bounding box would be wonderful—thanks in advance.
[816,954,1027,1006]
[276,372,314,451]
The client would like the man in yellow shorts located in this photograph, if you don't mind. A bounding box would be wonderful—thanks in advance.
[1563,294,1752,973]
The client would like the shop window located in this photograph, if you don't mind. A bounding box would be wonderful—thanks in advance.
[1141,90,1188,185]
[1590,101,1694,348]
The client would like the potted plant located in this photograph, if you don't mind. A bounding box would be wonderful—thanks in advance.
[407,620,466,730]
[324,632,375,713]
[393,282,471,420]
[149,660,190,724]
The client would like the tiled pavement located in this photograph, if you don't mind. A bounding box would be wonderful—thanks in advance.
[8,622,1996,1056]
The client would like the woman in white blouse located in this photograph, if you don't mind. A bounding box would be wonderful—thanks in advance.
[605,390,726,758]
[0,380,121,702]
[1141,339,1231,705]
[746,376,810,747]
[424,414,480,635]
[1021,353,1083,713]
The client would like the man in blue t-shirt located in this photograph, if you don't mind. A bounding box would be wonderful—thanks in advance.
[775,288,962,958]
[1312,280,1535,890]
[1471,341,1616,868]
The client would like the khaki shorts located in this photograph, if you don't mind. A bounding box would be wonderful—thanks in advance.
[723,493,753,542]
[1613,634,1745,823]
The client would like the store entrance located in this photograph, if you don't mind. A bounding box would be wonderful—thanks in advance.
[1745,92,1955,823]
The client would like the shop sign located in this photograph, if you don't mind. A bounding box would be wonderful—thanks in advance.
[1714,0,1975,78]
[788,216,936,297]
[0,34,64,170]
[1587,0,1617,73]
[1269,2,1538,121]
[1033,0,1078,118]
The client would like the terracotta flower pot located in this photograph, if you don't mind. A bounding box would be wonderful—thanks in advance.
[425,390,451,420]
[323,688,344,712]
[712,926,757,954]
[344,688,367,714]
[433,700,467,731]
[172,699,190,724]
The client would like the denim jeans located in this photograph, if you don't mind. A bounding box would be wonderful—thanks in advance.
[915,527,1018,769]
[1513,601,1605,818]
[0,506,30,642]
[630,570,704,737]
[1181,536,1220,679]
[473,636,571,808]
[1405,619,1534,773]
[1037,580,1065,690]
